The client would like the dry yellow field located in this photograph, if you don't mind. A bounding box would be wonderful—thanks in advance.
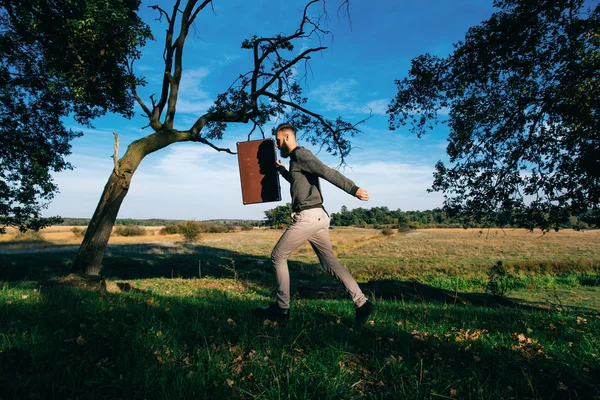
[338,227,600,279]
[2,226,599,280]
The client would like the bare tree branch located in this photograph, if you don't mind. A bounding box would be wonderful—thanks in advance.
[149,0,181,126]
[112,132,120,175]
[192,136,236,154]
[189,0,213,25]
[247,122,258,141]
[149,4,172,24]
[257,47,326,93]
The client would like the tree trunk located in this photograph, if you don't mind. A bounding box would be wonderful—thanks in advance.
[70,170,131,275]
[70,129,190,275]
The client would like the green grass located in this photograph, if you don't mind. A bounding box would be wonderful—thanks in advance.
[1,280,599,399]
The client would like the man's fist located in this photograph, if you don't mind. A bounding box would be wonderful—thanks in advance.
[355,188,369,201]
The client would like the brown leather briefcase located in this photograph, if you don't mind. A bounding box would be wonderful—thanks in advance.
[236,138,282,205]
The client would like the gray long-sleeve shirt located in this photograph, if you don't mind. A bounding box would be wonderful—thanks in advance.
[277,147,359,212]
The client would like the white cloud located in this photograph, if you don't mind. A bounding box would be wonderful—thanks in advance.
[45,143,442,220]
[179,67,211,99]
[311,79,358,112]
[365,99,389,115]
[175,98,216,115]
[173,67,214,116]
[311,79,389,116]
[319,161,443,213]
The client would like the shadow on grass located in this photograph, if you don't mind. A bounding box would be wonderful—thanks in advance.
[297,280,579,312]
[3,242,597,315]
[0,238,74,253]
[1,283,598,400]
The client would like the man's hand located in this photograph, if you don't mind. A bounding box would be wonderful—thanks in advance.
[276,160,285,168]
[355,188,369,201]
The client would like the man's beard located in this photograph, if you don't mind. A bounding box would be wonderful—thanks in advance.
[279,145,290,158]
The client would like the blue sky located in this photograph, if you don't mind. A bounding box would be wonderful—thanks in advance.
[44,0,497,221]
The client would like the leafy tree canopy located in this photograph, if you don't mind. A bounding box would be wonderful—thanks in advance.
[0,0,152,232]
[264,203,293,228]
[388,0,600,231]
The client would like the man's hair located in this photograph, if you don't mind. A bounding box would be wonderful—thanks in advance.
[275,123,296,136]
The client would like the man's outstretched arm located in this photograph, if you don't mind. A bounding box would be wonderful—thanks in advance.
[298,149,369,201]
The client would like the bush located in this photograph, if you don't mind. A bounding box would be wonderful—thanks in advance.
[71,227,87,238]
[13,230,44,241]
[485,260,515,298]
[381,228,395,236]
[241,224,254,231]
[204,223,236,233]
[113,225,146,236]
[178,221,202,242]
[160,224,180,235]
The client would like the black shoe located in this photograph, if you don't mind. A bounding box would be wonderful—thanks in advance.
[355,300,376,325]
[255,303,290,319]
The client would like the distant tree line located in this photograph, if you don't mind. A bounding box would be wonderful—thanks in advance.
[330,206,596,230]
[58,218,262,227]
[264,204,596,231]
[329,206,460,229]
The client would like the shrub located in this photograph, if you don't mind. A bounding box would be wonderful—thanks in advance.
[160,224,180,235]
[381,228,395,236]
[13,230,44,241]
[113,225,146,236]
[241,224,254,231]
[204,223,236,233]
[485,260,515,298]
[71,227,87,238]
[178,221,202,242]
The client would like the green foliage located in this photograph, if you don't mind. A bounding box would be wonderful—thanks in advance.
[202,223,235,234]
[264,203,293,228]
[485,261,516,298]
[113,225,146,237]
[330,206,464,228]
[381,228,395,236]
[159,224,180,235]
[388,0,600,231]
[177,221,202,242]
[0,0,152,232]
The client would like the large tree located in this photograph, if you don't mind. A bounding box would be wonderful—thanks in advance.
[0,0,152,233]
[71,0,365,275]
[388,0,599,231]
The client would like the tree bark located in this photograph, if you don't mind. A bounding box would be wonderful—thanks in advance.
[70,171,130,275]
[71,129,190,275]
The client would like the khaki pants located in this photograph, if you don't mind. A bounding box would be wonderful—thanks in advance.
[271,207,367,309]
